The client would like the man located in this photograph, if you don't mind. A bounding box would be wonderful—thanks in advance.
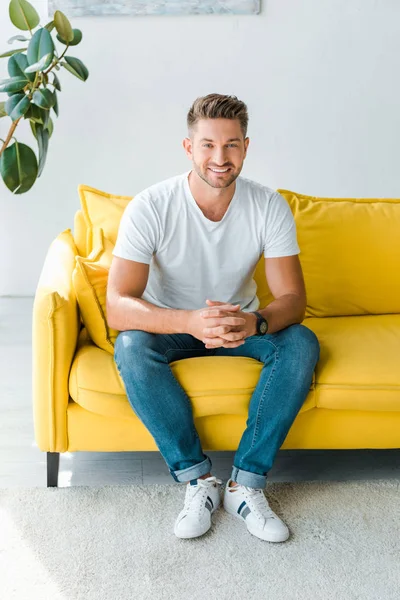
[106,93,320,543]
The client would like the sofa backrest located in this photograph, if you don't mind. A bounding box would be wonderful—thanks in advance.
[73,184,400,318]
[278,189,400,317]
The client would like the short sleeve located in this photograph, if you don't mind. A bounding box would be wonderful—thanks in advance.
[112,194,160,264]
[264,192,300,258]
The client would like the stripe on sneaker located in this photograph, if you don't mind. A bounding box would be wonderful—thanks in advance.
[237,501,251,520]
[238,500,246,515]
[241,506,251,520]
[205,501,213,512]
[207,496,214,509]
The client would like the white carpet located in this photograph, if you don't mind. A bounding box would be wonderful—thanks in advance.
[1,478,399,600]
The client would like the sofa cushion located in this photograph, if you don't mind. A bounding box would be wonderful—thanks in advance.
[33,228,80,451]
[278,189,400,318]
[73,209,90,256]
[69,328,316,421]
[72,228,119,354]
[78,184,132,254]
[304,314,400,411]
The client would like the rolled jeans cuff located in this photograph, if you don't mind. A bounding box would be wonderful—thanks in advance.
[231,465,267,489]
[170,456,212,483]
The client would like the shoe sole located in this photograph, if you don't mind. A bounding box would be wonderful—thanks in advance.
[223,501,290,543]
[174,499,221,539]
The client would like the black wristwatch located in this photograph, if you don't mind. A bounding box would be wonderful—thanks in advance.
[252,311,269,335]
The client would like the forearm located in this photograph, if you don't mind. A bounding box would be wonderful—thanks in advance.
[107,296,191,334]
[255,293,306,335]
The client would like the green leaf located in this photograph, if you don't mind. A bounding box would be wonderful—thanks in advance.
[24,52,53,73]
[35,123,49,177]
[56,28,82,46]
[42,105,50,127]
[0,102,8,118]
[0,47,27,59]
[5,93,30,121]
[0,140,38,194]
[0,76,28,93]
[54,10,74,43]
[46,117,54,138]
[8,34,29,44]
[33,117,54,139]
[61,57,89,81]
[27,28,55,67]
[32,88,55,109]
[30,120,37,139]
[52,89,59,117]
[52,72,61,91]
[8,53,35,83]
[24,103,45,124]
[9,0,40,32]
[44,21,55,32]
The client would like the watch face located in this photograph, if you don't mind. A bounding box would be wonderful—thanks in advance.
[260,320,268,334]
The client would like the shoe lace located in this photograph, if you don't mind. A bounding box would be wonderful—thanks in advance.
[183,476,223,517]
[243,486,276,523]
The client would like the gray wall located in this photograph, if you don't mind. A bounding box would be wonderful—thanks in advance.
[1,0,399,295]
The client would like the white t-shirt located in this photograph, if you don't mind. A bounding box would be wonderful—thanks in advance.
[112,170,300,312]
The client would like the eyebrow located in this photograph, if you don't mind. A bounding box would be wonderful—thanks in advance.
[199,137,241,142]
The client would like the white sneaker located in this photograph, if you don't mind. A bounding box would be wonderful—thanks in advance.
[174,476,222,539]
[223,478,290,542]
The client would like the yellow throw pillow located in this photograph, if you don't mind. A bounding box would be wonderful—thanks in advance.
[78,184,132,255]
[278,188,400,317]
[72,228,119,354]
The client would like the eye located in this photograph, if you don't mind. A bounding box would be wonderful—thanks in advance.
[203,143,237,148]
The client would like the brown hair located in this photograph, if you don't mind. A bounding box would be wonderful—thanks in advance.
[187,93,249,141]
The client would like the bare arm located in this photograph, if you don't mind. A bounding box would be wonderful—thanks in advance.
[106,256,191,334]
[256,255,307,335]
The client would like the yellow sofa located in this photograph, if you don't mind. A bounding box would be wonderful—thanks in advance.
[32,185,400,487]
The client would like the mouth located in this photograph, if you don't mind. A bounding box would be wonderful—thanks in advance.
[208,167,231,174]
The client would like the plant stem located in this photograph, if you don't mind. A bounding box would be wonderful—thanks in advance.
[0,30,64,158]
[0,73,39,158]
[44,44,70,75]
[0,27,36,158]
[0,117,22,157]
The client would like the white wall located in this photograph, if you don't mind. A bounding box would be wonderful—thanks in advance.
[1,0,400,296]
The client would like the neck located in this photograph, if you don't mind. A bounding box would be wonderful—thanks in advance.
[188,169,236,210]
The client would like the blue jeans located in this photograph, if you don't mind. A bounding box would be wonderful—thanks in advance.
[113,323,320,489]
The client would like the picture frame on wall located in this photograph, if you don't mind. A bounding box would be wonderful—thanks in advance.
[48,1,261,17]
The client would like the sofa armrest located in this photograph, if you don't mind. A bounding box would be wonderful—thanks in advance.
[32,229,80,453]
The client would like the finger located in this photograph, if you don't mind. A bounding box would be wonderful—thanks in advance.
[219,331,246,341]
[203,326,246,339]
[203,317,246,328]
[203,304,240,311]
[201,308,242,318]
[205,300,238,308]
[205,329,246,342]
[204,337,245,348]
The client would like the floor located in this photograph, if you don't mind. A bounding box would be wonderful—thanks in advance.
[1,297,399,489]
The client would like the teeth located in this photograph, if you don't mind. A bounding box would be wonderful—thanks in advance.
[210,168,229,172]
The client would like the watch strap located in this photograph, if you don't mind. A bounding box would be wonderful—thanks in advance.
[252,311,268,335]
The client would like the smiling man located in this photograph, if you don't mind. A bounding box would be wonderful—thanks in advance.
[107,93,320,543]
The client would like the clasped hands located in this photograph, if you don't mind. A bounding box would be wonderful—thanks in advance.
[192,298,257,349]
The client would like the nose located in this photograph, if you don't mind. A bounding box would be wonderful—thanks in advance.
[211,149,230,167]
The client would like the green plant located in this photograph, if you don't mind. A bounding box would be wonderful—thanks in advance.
[0,0,89,194]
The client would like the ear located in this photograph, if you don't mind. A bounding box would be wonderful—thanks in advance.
[182,137,193,158]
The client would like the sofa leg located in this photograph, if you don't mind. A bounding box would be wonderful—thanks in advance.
[47,452,60,488]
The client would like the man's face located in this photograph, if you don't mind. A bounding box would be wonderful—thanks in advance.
[184,118,249,189]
